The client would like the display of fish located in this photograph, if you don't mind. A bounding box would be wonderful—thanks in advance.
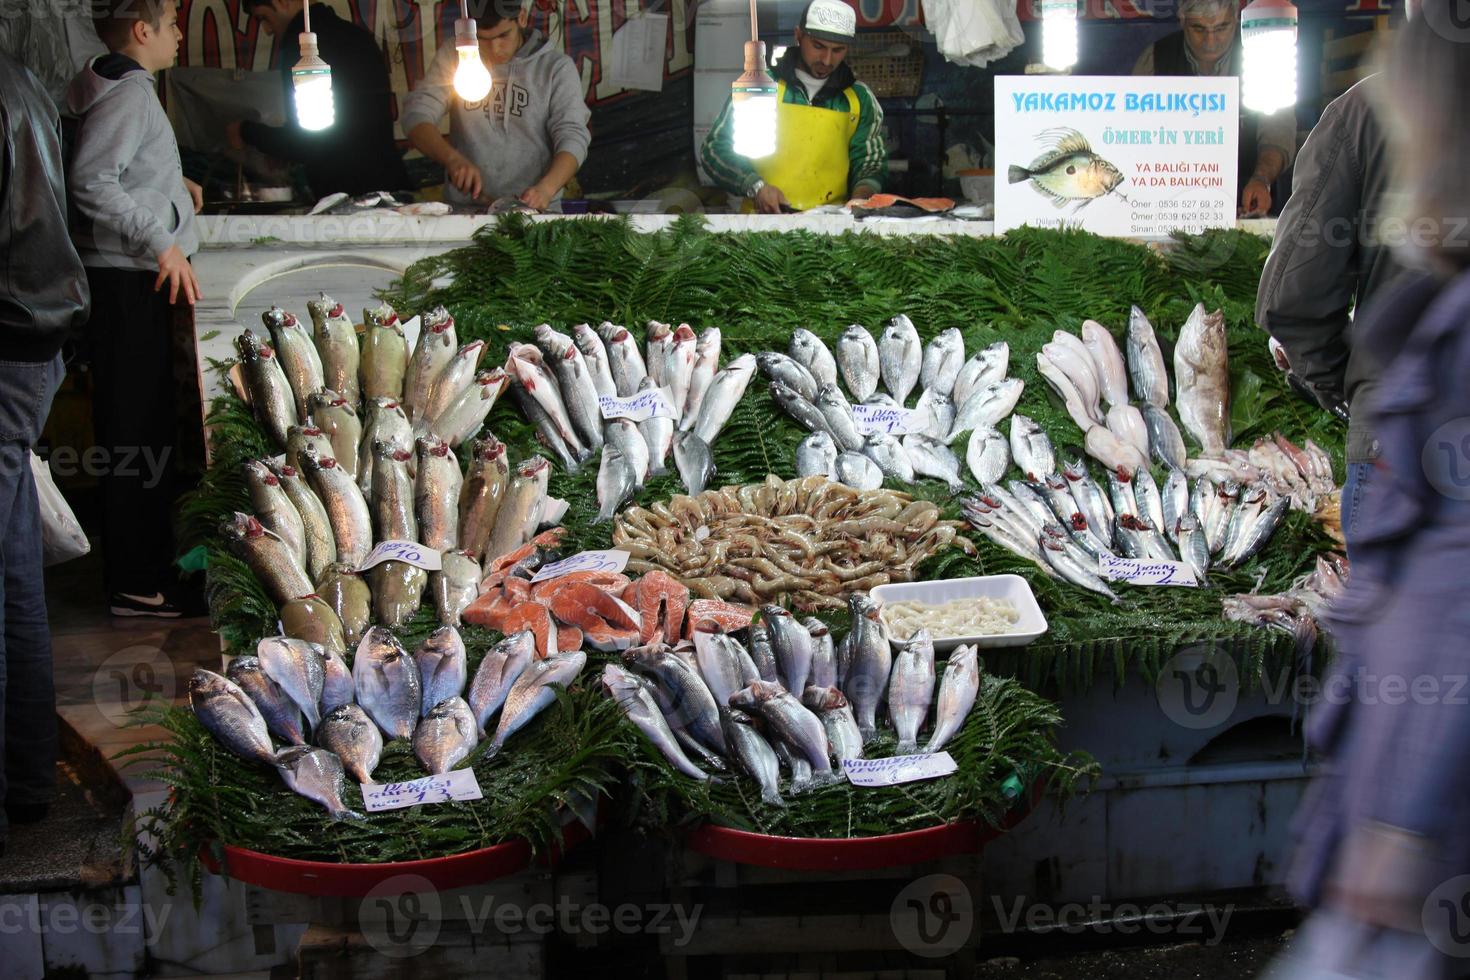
[414,696,479,774]
[353,627,422,740]
[402,306,457,424]
[190,669,278,766]
[861,431,914,484]
[257,636,326,733]
[360,305,408,402]
[487,650,587,756]
[836,324,881,401]
[835,451,885,490]
[317,703,382,784]
[903,433,965,490]
[878,314,922,405]
[1007,128,1124,209]
[236,329,298,449]
[308,294,360,408]
[802,686,863,768]
[1126,306,1170,408]
[816,383,865,452]
[1174,304,1232,456]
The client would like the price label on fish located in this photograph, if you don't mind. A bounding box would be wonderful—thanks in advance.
[358,539,443,573]
[851,404,922,436]
[845,752,958,787]
[598,388,677,422]
[530,549,631,583]
[1097,556,1198,588]
[361,770,483,813]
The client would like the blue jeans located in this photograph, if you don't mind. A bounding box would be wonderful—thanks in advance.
[0,354,63,839]
[1341,461,1374,556]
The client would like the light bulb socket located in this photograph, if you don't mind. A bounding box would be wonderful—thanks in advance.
[455,16,478,49]
[293,31,328,72]
[738,40,773,80]
[1241,0,1297,35]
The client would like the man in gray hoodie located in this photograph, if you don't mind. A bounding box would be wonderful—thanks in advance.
[67,0,202,617]
[401,5,590,210]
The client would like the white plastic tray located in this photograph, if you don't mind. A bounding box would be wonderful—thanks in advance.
[870,574,1049,651]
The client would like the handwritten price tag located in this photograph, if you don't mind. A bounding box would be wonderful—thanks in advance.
[599,388,677,422]
[358,539,443,573]
[851,404,921,436]
[362,769,483,813]
[845,752,958,787]
[1097,555,1198,588]
[530,549,631,583]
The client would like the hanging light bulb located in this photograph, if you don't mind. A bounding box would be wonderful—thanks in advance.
[291,3,334,131]
[1241,0,1298,114]
[1039,0,1078,72]
[453,11,492,102]
[731,0,777,159]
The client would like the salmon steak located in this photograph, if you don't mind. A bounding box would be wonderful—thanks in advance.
[622,570,690,645]
[546,583,641,652]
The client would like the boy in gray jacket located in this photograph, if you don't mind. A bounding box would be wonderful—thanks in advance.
[401,6,590,209]
[67,0,202,617]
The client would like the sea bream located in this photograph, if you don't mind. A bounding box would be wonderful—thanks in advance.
[226,655,305,745]
[1009,414,1055,481]
[920,327,965,397]
[967,425,1011,485]
[953,341,1009,409]
[190,669,278,766]
[1173,304,1232,455]
[789,328,838,388]
[878,314,922,405]
[414,626,468,717]
[413,696,479,774]
[835,450,885,490]
[949,377,1025,442]
[913,387,956,442]
[1007,128,1125,209]
[353,626,422,740]
[274,746,360,820]
[467,630,536,735]
[796,430,839,479]
[317,703,382,784]
[836,324,880,401]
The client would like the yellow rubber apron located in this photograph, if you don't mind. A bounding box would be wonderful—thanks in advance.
[747,80,860,212]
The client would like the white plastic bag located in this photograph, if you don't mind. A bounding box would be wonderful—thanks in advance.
[30,450,90,566]
[922,0,1023,69]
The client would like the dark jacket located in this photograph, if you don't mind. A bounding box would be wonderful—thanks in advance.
[0,51,89,361]
[240,4,410,198]
[1255,77,1406,463]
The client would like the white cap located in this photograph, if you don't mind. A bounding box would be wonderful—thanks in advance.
[801,0,857,42]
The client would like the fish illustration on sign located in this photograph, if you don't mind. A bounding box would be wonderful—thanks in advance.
[1007,128,1127,210]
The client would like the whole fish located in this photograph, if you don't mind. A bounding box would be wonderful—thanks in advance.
[1211,480,1243,555]
[431,368,508,447]
[796,430,839,479]
[358,398,413,497]
[924,645,980,754]
[1085,425,1148,477]
[1174,304,1232,455]
[488,650,587,755]
[692,352,757,445]
[949,378,1025,442]
[415,434,463,551]
[319,647,355,715]
[861,432,913,484]
[1009,479,1061,531]
[431,549,481,625]
[692,621,760,708]
[721,706,784,805]
[757,352,820,403]
[1036,351,1099,432]
[414,626,468,717]
[836,324,880,401]
[227,655,305,745]
[353,627,422,740]
[952,341,1009,410]
[673,430,716,496]
[540,330,605,452]
[913,387,957,442]
[802,686,863,766]
[596,446,639,522]
[598,324,649,397]
[1126,306,1170,408]
[369,441,417,542]
[1221,495,1289,569]
[421,339,486,436]
[1162,467,1190,544]
[1106,403,1151,459]
[244,459,306,564]
[1007,128,1124,207]
[967,425,1011,486]
[903,433,965,490]
[275,745,360,820]
[835,451,884,490]
[467,630,536,734]
[317,703,382,784]
[920,327,964,397]
[484,456,550,565]
[506,343,587,463]
[263,307,324,422]
[878,314,922,405]
[190,669,277,765]
[636,375,677,475]
[816,383,865,452]
[236,329,298,449]
[316,563,371,648]
[457,436,510,561]
[1191,477,1224,554]
[280,594,348,655]
[1042,338,1103,424]
[746,622,780,683]
[624,643,727,755]
[1218,482,1266,560]
[414,696,479,774]
[804,618,837,689]
[605,417,650,487]
[271,463,337,581]
[1112,513,1149,559]
[571,324,618,400]
[1009,415,1055,481]
[645,321,673,388]
[307,390,362,479]
[663,325,698,420]
[402,306,457,424]
[307,294,360,408]
[604,664,708,781]
[769,380,830,435]
[220,512,313,603]
[1141,403,1188,470]
[763,605,813,695]
[789,328,837,388]
[1040,530,1120,602]
[360,305,408,402]
[1176,513,1211,583]
[299,448,373,567]
[1107,471,1139,520]
[843,593,891,739]
[1062,460,1114,547]
[257,636,326,733]
[728,681,835,783]
[1132,467,1168,537]
[682,327,722,426]
[284,423,333,476]
[1081,320,1129,408]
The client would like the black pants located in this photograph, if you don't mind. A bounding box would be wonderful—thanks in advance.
[83,266,180,596]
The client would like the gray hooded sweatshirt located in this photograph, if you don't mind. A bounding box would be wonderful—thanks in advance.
[65,58,198,270]
[400,30,591,205]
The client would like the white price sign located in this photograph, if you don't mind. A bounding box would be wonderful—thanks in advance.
[1097,555,1198,587]
[530,549,631,583]
[845,752,958,787]
[362,769,483,812]
[598,388,677,422]
[358,539,443,573]
[851,404,921,436]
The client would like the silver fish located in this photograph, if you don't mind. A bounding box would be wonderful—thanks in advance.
[1047,332,1104,422]
[263,307,324,422]
[816,382,865,452]
[369,441,417,542]
[903,433,965,490]
[236,329,298,449]
[415,434,463,551]
[487,651,587,755]
[924,645,980,754]
[861,432,913,483]
[1081,320,1129,409]
[272,462,337,582]
[796,430,839,479]
[227,655,304,745]
[804,618,836,689]
[692,352,757,445]
[317,703,383,784]
[467,630,536,734]
[1062,460,1114,547]
[1009,414,1055,481]
[244,459,306,565]
[284,423,333,476]
[190,669,277,765]
[598,324,649,398]
[1177,513,1211,583]
[605,417,650,487]
[432,368,508,448]
[967,425,1011,486]
[636,375,676,476]
[402,306,457,424]
[1141,403,1188,471]
[863,392,899,409]
[413,696,479,774]
[319,648,356,716]
[540,329,605,452]
[419,339,485,438]
[353,626,422,740]
[257,636,325,733]
[836,324,880,401]
[1040,530,1120,602]
[802,686,863,767]
[692,621,760,708]
[1221,495,1289,569]
[604,664,708,781]
[596,446,639,523]
[572,323,618,400]
[484,456,550,565]
[663,324,698,419]
[757,351,820,402]
[415,626,468,717]
[1107,471,1139,520]
[1174,304,1232,455]
[878,314,922,405]
[728,681,835,783]
[682,327,722,427]
[307,389,363,479]
[720,706,783,805]
[949,378,1025,442]
[645,321,673,388]
[913,387,956,442]
[275,745,360,820]
[1218,482,1265,560]
[625,643,727,756]
[952,341,1009,410]
[506,343,588,464]
[673,430,715,496]
[220,512,314,604]
[843,593,891,740]
[760,605,811,694]
[457,436,510,561]
[1009,479,1061,531]
[1126,305,1170,408]
[1132,467,1167,538]
[889,628,936,755]
[920,327,965,397]
[769,380,830,435]
[789,328,838,388]
[835,451,884,490]
[308,294,359,408]
[360,305,408,402]
[1162,467,1190,544]
[358,397,413,497]
[1191,477,1223,553]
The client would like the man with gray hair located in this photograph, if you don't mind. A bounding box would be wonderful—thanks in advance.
[1133,0,1297,217]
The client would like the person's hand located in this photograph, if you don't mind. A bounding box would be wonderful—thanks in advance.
[519,183,552,211]
[1241,178,1272,217]
[225,120,246,151]
[155,244,201,305]
[184,177,204,213]
[446,153,483,199]
[754,184,789,214]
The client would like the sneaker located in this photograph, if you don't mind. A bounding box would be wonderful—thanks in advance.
[109,591,184,618]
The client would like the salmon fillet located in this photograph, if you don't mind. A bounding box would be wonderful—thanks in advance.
[622,570,690,645]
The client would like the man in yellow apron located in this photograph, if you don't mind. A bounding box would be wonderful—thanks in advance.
[702,0,887,213]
